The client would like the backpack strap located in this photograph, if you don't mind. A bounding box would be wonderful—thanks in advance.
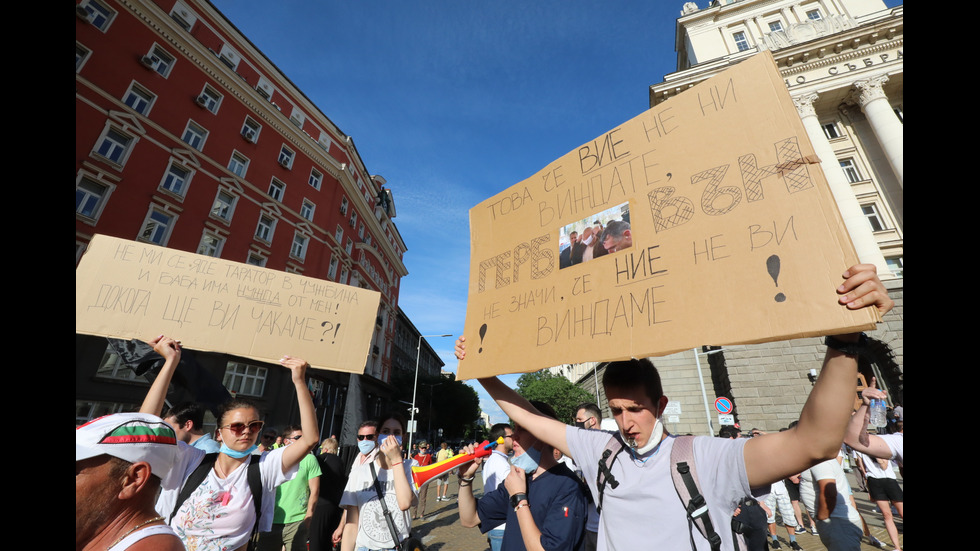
[670,435,723,551]
[170,452,265,536]
[595,434,625,514]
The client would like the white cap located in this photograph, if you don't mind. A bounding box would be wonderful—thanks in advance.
[76,412,178,480]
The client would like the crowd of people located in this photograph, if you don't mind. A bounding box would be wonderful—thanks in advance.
[77,264,902,551]
[558,219,633,270]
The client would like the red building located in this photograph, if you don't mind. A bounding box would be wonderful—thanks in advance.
[75,0,408,432]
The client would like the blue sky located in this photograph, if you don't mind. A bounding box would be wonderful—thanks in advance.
[208,0,898,426]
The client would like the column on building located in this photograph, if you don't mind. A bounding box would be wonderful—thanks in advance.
[851,75,903,187]
[792,92,891,276]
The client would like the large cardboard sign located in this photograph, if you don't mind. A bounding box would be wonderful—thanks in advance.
[459,53,878,379]
[76,234,381,373]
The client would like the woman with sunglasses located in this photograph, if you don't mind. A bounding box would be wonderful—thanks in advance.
[140,335,319,551]
[339,412,417,551]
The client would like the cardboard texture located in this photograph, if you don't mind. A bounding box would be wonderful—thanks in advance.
[76,234,381,373]
[459,52,879,380]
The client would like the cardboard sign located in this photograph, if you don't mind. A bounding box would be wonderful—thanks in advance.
[458,52,878,379]
[75,234,381,373]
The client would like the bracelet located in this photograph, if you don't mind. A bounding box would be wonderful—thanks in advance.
[390,460,403,467]
[459,476,475,483]
[514,502,530,513]
[459,481,472,487]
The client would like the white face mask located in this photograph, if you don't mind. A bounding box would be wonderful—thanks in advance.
[583,235,594,246]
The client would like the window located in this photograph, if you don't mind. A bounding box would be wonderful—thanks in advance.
[161,161,192,197]
[76,177,110,220]
[138,209,174,245]
[839,159,861,183]
[223,362,267,396]
[77,401,138,426]
[210,190,236,221]
[768,21,783,32]
[335,225,344,243]
[821,122,841,140]
[241,117,261,143]
[861,204,886,232]
[328,256,339,280]
[94,126,135,165]
[197,233,224,257]
[291,233,309,260]
[806,10,822,21]
[345,238,353,255]
[246,253,266,267]
[255,214,276,242]
[182,121,208,151]
[365,234,372,247]
[339,267,349,285]
[77,0,115,31]
[228,152,249,178]
[358,223,365,240]
[309,169,323,190]
[349,211,358,227]
[340,196,349,215]
[268,179,285,201]
[76,43,91,72]
[278,145,294,168]
[169,2,197,31]
[123,83,155,115]
[142,46,175,77]
[733,31,750,52]
[95,345,143,381]
[196,86,222,113]
[301,200,315,221]
[886,257,903,279]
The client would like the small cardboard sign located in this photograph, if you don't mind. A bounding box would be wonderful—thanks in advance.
[75,234,381,373]
[458,52,878,379]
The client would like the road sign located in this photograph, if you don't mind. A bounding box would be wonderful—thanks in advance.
[714,397,734,415]
[718,414,735,426]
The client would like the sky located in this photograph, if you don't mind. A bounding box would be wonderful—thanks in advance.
[207,0,898,426]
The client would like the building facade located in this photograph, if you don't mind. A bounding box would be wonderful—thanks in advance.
[563,0,903,434]
[75,0,408,433]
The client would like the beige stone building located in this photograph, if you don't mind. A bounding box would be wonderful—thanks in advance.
[557,0,903,435]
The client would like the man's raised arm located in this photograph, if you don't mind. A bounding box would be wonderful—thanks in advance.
[455,339,571,457]
[743,264,894,488]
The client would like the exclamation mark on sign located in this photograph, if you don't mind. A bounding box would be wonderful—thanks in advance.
[478,323,488,353]
[767,254,786,303]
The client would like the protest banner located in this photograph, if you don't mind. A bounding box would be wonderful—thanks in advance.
[458,52,879,380]
[75,234,381,373]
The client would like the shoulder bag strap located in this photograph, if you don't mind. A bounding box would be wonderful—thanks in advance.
[370,461,404,549]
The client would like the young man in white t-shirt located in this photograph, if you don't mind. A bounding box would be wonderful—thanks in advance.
[456,264,894,551]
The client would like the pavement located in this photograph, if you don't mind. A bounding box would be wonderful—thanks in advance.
[407,469,902,550]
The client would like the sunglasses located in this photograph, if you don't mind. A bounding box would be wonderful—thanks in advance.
[286,435,302,441]
[357,434,376,441]
[220,421,265,435]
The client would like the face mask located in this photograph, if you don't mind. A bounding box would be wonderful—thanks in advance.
[511,444,542,472]
[357,439,377,455]
[393,435,403,447]
[574,421,587,429]
[626,418,664,456]
[583,235,594,245]
[220,443,258,458]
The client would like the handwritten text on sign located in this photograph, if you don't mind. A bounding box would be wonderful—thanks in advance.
[76,234,381,373]
[459,53,877,379]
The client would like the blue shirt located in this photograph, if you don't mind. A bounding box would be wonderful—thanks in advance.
[477,462,586,551]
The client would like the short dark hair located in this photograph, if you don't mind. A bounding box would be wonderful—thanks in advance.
[576,403,602,422]
[216,398,260,427]
[376,412,406,433]
[163,402,205,430]
[529,400,558,422]
[717,426,739,439]
[489,423,512,442]
[358,420,379,432]
[603,358,663,404]
[602,220,630,241]
[282,424,302,436]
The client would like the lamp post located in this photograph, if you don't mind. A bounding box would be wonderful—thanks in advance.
[408,333,451,454]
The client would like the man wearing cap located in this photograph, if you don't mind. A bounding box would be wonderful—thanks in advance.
[76,412,185,551]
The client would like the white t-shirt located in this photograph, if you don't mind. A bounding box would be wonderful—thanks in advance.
[482,450,511,532]
[880,432,903,464]
[566,427,755,551]
[340,459,418,549]
[159,444,297,551]
[858,451,896,480]
[800,459,859,524]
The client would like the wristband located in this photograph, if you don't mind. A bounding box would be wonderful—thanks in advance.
[510,492,528,509]
[514,502,530,513]
[390,460,402,467]
[824,333,868,357]
[459,475,475,483]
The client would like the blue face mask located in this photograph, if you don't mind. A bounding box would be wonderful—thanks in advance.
[393,435,403,447]
[357,439,376,456]
[510,444,542,472]
[221,443,258,458]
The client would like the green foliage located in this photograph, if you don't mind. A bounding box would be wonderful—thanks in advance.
[391,370,481,442]
[516,370,596,425]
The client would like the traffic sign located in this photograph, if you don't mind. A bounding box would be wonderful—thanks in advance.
[714,397,733,415]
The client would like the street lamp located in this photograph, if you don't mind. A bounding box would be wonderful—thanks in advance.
[408,333,452,454]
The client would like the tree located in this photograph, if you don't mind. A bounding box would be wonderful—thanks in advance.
[391,370,480,442]
[516,370,596,425]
